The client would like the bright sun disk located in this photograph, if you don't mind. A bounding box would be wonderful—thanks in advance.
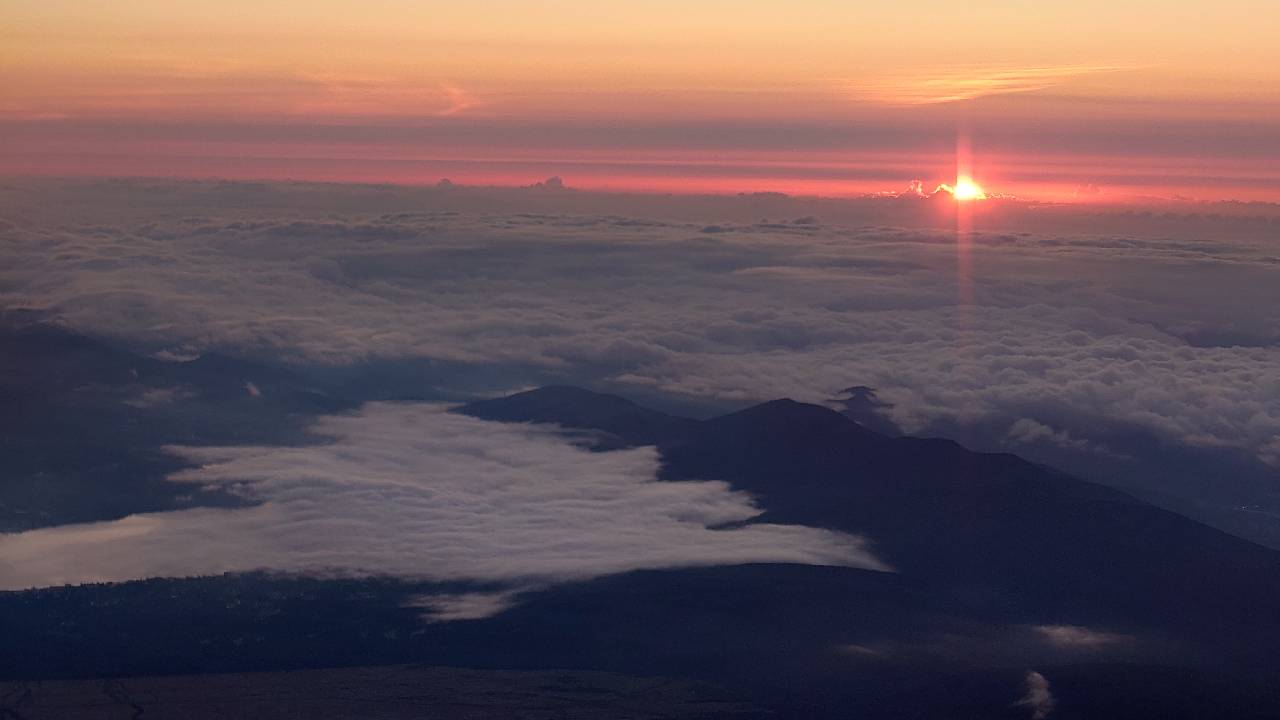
[952,176,986,201]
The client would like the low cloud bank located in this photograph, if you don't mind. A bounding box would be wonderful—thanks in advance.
[0,404,884,606]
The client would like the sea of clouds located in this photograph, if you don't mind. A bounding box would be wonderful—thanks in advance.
[4,181,1277,458]
[2,178,1278,550]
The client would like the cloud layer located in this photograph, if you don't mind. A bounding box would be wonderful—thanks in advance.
[2,181,1277,473]
[0,404,883,595]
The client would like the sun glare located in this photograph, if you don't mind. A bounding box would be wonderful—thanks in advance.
[951,176,986,201]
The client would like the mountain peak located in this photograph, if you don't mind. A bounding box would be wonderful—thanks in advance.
[707,397,875,440]
[455,386,697,448]
[460,385,648,417]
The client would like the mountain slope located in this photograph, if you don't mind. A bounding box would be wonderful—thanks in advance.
[457,386,1280,663]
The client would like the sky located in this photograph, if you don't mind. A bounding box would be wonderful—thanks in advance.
[3,1,1279,200]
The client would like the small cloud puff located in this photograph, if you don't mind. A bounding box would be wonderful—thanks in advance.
[1033,624,1128,649]
[1015,671,1055,719]
[1005,419,1091,451]
[124,386,196,408]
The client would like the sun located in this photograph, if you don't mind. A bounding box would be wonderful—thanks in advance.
[951,176,986,201]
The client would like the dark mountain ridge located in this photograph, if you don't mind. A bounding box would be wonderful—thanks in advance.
[458,386,1280,663]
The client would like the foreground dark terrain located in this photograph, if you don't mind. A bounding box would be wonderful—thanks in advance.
[0,665,765,719]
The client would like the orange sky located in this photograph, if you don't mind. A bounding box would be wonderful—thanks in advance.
[3,1,1278,200]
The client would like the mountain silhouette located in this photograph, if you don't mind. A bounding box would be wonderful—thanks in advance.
[458,386,1280,663]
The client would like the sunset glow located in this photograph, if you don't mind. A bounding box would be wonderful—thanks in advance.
[2,1,1278,200]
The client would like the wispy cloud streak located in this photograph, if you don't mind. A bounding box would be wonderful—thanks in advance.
[850,65,1133,105]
